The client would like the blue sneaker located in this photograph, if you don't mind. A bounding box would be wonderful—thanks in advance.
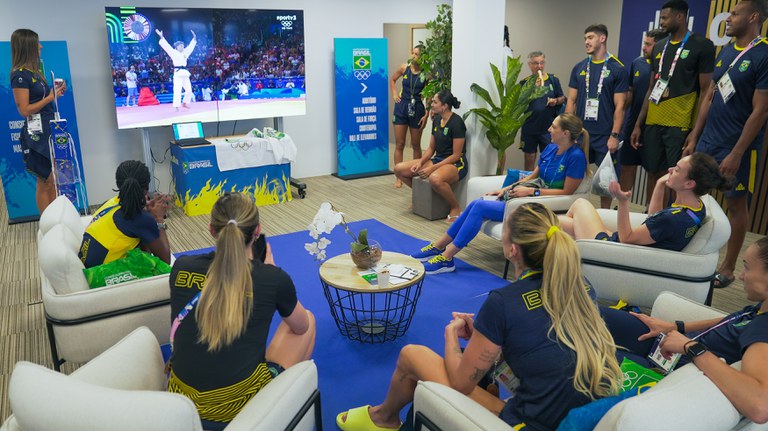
[424,255,455,274]
[411,243,443,262]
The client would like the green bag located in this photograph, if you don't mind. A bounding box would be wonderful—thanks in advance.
[83,249,172,289]
[620,357,664,393]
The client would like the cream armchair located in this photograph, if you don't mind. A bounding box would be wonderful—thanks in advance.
[37,195,170,370]
[576,194,730,308]
[411,292,766,431]
[1,327,322,431]
[466,173,591,278]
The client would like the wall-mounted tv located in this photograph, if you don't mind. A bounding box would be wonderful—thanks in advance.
[104,6,305,129]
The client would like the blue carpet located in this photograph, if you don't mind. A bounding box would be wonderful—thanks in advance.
[178,219,510,429]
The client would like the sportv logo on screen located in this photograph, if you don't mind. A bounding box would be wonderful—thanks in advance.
[277,15,297,30]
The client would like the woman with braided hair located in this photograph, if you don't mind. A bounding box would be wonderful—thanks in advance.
[78,160,170,268]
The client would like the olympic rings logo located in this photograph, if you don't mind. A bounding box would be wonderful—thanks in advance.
[281,21,293,29]
[353,70,371,81]
[231,142,253,151]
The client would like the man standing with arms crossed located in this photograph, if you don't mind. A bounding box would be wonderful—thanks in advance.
[631,0,715,204]
[619,29,666,193]
[567,24,628,208]
[683,0,768,288]
[520,51,566,171]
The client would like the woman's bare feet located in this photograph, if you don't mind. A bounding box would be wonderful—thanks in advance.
[395,178,402,188]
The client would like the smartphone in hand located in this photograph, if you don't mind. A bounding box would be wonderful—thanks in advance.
[253,234,268,262]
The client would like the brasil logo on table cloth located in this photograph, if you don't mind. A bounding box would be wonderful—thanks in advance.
[353,48,371,80]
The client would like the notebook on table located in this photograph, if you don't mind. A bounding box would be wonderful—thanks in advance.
[172,121,211,147]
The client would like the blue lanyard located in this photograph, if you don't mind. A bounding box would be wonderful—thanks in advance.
[692,309,752,341]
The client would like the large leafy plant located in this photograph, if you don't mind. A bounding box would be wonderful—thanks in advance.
[416,3,452,103]
[463,56,546,175]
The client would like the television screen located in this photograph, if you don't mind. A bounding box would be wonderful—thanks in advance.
[104,7,305,129]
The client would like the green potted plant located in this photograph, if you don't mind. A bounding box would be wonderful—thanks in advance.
[463,56,547,175]
[416,3,452,103]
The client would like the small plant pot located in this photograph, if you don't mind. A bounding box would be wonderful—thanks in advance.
[350,240,382,269]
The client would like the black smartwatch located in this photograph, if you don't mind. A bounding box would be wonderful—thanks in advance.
[533,189,541,197]
[685,342,708,360]
[610,132,621,139]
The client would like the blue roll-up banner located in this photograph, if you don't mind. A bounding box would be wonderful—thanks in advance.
[334,38,389,179]
[0,41,86,223]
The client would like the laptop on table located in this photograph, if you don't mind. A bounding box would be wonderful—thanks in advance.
[172,121,211,147]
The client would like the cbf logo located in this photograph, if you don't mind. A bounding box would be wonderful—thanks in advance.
[740,60,751,72]
[353,48,371,80]
[277,15,297,30]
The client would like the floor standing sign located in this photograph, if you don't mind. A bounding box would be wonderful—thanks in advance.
[333,38,389,179]
[0,41,86,223]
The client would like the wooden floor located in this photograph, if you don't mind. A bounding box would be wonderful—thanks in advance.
[0,173,758,422]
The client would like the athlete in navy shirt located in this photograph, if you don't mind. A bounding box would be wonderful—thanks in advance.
[338,203,622,431]
[683,0,768,289]
[559,153,731,252]
[603,236,768,425]
[10,29,67,213]
[620,29,666,193]
[566,24,628,209]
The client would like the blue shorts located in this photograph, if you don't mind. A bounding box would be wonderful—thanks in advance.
[127,87,138,96]
[520,132,550,154]
[619,131,643,166]
[697,141,759,199]
[393,99,426,129]
[433,155,468,181]
[595,231,619,242]
[23,149,52,180]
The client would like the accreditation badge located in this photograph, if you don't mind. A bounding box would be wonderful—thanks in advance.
[649,79,669,104]
[717,72,736,103]
[585,98,599,121]
[26,113,43,135]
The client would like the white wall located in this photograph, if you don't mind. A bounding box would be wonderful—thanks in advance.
[503,0,624,170]
[0,0,444,204]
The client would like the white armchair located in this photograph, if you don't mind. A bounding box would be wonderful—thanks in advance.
[411,292,766,431]
[37,195,171,370]
[0,327,322,431]
[466,173,591,278]
[576,194,730,308]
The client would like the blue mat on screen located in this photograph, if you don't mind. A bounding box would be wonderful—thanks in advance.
[177,218,510,429]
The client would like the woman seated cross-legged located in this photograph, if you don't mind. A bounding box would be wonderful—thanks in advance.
[337,202,622,431]
[412,112,589,274]
[601,236,768,424]
[558,152,731,252]
[167,193,316,431]
[394,89,467,220]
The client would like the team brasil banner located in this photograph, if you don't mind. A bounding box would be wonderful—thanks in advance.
[334,38,389,179]
[0,41,86,223]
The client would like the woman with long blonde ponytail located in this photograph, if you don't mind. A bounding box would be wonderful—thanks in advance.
[337,202,620,431]
[168,193,315,430]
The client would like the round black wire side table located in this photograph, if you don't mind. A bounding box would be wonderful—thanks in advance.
[319,251,425,343]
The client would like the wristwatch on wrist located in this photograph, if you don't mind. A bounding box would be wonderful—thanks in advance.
[675,320,686,333]
[533,189,541,197]
[610,132,621,139]
[685,342,708,360]
[157,222,168,231]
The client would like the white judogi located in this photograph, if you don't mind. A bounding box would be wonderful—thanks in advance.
[158,37,196,107]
